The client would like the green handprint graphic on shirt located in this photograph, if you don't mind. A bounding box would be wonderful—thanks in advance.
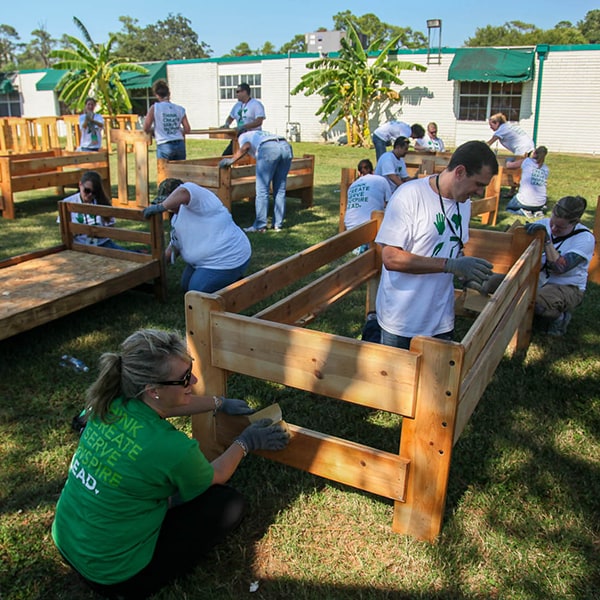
[451,213,462,230]
[434,213,445,235]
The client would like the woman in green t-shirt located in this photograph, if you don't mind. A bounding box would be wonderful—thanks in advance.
[52,329,289,599]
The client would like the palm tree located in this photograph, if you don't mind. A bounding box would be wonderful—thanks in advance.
[49,17,148,114]
[292,21,426,147]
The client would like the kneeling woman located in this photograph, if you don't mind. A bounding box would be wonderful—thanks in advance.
[52,329,289,599]
[144,178,252,293]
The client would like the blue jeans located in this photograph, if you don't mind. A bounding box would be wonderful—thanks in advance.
[253,140,293,229]
[157,140,186,160]
[181,258,250,293]
[372,134,389,161]
[506,196,546,213]
[381,327,454,350]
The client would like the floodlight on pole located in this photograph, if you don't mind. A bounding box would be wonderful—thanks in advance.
[426,19,442,65]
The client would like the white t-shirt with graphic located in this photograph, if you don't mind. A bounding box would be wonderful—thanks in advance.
[375,177,470,338]
[344,174,390,229]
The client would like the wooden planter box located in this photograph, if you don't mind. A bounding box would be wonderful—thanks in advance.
[183,219,544,542]
[0,149,109,219]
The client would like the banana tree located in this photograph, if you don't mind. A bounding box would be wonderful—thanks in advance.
[49,17,148,115]
[292,21,426,147]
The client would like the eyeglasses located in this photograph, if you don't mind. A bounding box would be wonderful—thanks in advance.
[156,367,192,387]
[81,186,94,195]
[235,89,243,93]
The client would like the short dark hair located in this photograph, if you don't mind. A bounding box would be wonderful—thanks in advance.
[237,82,251,95]
[448,141,498,177]
[410,124,425,138]
[357,159,373,174]
[554,196,587,222]
[393,136,410,149]
[152,79,170,98]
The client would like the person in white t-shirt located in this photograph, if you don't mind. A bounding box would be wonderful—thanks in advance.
[414,122,446,153]
[220,83,266,156]
[372,121,425,160]
[78,98,104,151]
[505,146,549,217]
[375,141,497,350]
[374,136,412,194]
[144,80,191,160]
[143,179,251,293]
[345,159,390,231]
[487,113,534,156]
[524,195,594,336]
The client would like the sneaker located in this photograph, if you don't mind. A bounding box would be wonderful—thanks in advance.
[243,226,266,233]
[272,225,282,232]
[533,211,545,218]
[547,311,572,336]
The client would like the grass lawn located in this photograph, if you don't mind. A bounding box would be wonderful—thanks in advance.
[0,140,599,599]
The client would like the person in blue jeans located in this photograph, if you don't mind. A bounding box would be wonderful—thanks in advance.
[219,131,293,232]
[143,179,252,293]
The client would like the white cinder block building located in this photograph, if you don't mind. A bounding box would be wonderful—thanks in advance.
[3,44,599,155]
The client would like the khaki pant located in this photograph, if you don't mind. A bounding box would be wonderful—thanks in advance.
[535,283,584,320]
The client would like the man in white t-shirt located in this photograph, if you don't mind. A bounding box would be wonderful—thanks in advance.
[414,122,445,153]
[374,136,412,194]
[372,121,425,160]
[375,140,498,350]
[221,83,266,156]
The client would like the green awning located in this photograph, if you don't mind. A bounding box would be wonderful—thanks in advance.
[36,69,68,91]
[35,62,166,92]
[448,48,535,83]
[0,74,15,94]
[119,62,167,90]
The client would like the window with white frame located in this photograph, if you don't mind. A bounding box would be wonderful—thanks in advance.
[458,81,523,121]
[219,74,262,100]
[0,91,21,117]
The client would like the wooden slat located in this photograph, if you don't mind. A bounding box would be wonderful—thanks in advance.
[254,248,379,325]
[455,285,533,443]
[210,312,420,416]
[257,424,409,501]
[215,221,379,313]
[461,239,541,372]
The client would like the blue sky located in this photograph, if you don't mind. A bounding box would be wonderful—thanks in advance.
[3,1,598,58]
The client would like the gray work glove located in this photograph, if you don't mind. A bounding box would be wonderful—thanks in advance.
[215,396,254,416]
[464,273,506,296]
[236,126,247,134]
[236,418,290,452]
[445,256,493,285]
[525,222,549,241]
[219,157,234,168]
[143,203,166,219]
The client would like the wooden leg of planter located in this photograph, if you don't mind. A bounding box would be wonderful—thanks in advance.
[186,291,228,461]
[393,337,464,541]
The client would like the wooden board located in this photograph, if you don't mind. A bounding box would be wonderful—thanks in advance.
[0,251,159,340]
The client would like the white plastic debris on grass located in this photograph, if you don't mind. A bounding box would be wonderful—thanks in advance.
[249,580,260,592]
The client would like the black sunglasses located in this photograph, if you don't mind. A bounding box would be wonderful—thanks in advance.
[156,366,192,387]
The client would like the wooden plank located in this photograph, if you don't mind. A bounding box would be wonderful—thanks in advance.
[0,245,65,268]
[339,167,359,232]
[254,249,379,325]
[455,285,533,443]
[215,221,379,313]
[209,311,420,416]
[257,424,409,501]
[461,239,541,372]
[393,337,464,541]
[0,252,159,340]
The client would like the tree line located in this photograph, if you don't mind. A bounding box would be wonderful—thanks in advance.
[1,10,599,71]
